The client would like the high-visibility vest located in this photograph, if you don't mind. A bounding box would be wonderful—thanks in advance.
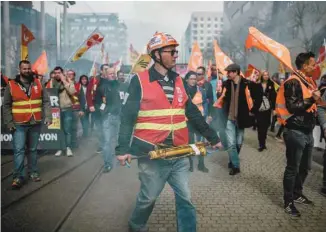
[192,87,204,115]
[72,82,81,110]
[133,70,189,146]
[45,79,53,88]
[8,78,43,123]
[275,74,317,125]
[214,82,253,111]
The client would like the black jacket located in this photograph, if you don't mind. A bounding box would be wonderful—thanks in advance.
[220,77,262,129]
[255,79,277,110]
[115,66,219,156]
[283,77,316,133]
[98,79,122,116]
[78,85,88,112]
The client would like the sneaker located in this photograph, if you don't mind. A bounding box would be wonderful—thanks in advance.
[320,187,326,197]
[66,147,73,157]
[96,148,103,154]
[284,202,301,217]
[229,167,240,175]
[12,177,24,190]
[54,150,62,157]
[258,147,264,152]
[198,165,209,173]
[275,136,283,142]
[29,172,41,182]
[103,166,112,173]
[294,194,314,205]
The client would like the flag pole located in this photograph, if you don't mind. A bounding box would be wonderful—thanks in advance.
[63,27,99,69]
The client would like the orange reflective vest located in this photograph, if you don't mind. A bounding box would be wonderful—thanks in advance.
[133,70,189,146]
[192,87,204,115]
[8,78,43,123]
[275,75,317,125]
[214,83,253,111]
[45,79,53,88]
[72,82,81,110]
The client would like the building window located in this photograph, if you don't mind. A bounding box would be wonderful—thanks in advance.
[200,17,204,21]
[74,18,81,22]
[193,36,198,41]
[242,2,251,13]
[99,26,108,31]
[89,18,97,23]
[207,24,211,28]
[193,23,197,28]
[215,17,218,22]
[200,24,204,28]
[87,26,96,31]
[207,17,211,21]
[71,26,79,30]
[215,24,218,28]
[200,37,204,40]
[193,30,198,35]
[193,17,198,22]
[200,30,204,34]
[200,43,204,47]
[99,18,109,22]
[214,30,219,34]
[207,36,212,41]
[231,10,240,20]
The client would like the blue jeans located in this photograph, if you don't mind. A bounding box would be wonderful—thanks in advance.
[102,114,120,168]
[80,111,90,137]
[12,124,41,179]
[129,158,196,232]
[71,110,79,148]
[224,120,244,168]
[61,108,73,149]
[94,109,104,150]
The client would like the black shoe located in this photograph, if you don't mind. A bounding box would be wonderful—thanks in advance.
[294,194,314,205]
[229,167,240,175]
[320,187,326,197]
[284,202,301,217]
[198,165,209,173]
[11,177,24,190]
[128,226,149,232]
[271,128,275,132]
[96,148,103,154]
[258,147,264,152]
[189,166,194,172]
[228,162,233,169]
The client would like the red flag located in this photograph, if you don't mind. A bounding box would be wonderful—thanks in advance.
[32,51,48,75]
[21,24,35,46]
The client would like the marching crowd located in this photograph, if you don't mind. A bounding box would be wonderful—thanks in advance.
[1,32,326,232]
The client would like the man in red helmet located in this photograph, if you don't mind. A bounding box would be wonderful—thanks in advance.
[116,32,222,232]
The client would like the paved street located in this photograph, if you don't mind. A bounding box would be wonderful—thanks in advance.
[57,129,326,232]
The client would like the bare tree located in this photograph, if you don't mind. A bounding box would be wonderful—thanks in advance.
[289,2,326,52]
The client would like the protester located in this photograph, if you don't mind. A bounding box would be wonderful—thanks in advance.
[67,69,80,149]
[276,52,320,217]
[275,77,286,142]
[98,66,123,173]
[3,60,52,189]
[255,70,276,151]
[78,75,90,138]
[116,32,222,232]
[216,63,261,175]
[184,71,209,173]
[316,74,326,197]
[86,64,110,153]
[46,66,76,157]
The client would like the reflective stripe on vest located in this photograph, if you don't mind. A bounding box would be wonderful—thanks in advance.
[133,70,189,146]
[275,74,317,125]
[9,78,43,123]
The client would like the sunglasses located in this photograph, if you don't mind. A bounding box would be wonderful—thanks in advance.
[161,50,179,56]
[196,73,204,76]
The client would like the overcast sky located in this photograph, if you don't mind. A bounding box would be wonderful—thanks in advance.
[34,1,224,51]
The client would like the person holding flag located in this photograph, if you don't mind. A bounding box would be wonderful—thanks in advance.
[275,52,321,217]
[116,32,222,232]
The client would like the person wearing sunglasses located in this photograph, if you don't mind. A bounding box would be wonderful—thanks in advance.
[115,32,222,232]
[216,63,262,175]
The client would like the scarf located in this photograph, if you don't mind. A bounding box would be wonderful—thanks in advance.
[228,80,240,121]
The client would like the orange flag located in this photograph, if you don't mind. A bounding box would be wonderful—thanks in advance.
[207,60,212,81]
[187,41,203,72]
[32,51,48,75]
[245,64,260,82]
[21,24,35,60]
[245,27,293,71]
[213,40,234,76]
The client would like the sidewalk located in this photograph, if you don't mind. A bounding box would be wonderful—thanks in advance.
[58,129,326,232]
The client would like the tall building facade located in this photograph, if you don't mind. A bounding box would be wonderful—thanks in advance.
[179,11,224,64]
[62,13,128,64]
